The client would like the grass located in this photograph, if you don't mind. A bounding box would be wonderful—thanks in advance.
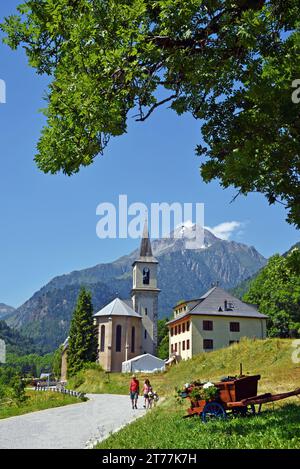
[96,399,300,449]
[90,338,300,449]
[0,390,80,420]
[69,338,300,397]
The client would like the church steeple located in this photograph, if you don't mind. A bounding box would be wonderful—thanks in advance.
[139,219,153,258]
[131,219,160,356]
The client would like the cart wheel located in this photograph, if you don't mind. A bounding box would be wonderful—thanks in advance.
[249,404,256,415]
[201,402,227,423]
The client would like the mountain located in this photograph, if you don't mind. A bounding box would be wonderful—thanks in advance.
[7,227,267,352]
[0,320,37,356]
[0,303,15,321]
[283,241,300,257]
[7,282,118,353]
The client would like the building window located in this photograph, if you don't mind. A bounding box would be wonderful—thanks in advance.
[203,320,213,331]
[171,344,173,353]
[186,339,190,350]
[186,321,190,331]
[100,325,105,352]
[145,307,148,315]
[116,325,122,352]
[178,324,181,334]
[182,341,185,351]
[230,322,240,332]
[131,327,135,353]
[229,340,239,346]
[144,330,147,339]
[203,339,213,350]
[175,343,177,353]
[143,267,150,285]
[175,325,178,335]
[171,327,174,337]
[182,323,185,333]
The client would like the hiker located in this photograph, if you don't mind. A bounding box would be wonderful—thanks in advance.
[130,375,139,409]
[143,379,153,409]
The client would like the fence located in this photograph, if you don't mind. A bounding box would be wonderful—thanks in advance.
[34,385,85,400]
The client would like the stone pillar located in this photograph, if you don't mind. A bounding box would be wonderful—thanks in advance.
[106,317,113,372]
[125,317,129,362]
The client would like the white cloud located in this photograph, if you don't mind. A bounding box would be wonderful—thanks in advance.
[205,221,243,240]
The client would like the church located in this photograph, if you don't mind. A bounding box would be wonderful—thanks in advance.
[61,222,160,377]
[94,222,160,372]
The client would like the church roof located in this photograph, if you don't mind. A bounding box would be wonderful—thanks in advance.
[93,298,142,318]
[167,286,267,325]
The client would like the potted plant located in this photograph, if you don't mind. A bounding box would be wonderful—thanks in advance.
[202,382,219,402]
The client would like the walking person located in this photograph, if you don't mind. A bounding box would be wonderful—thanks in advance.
[129,375,139,409]
[143,379,153,409]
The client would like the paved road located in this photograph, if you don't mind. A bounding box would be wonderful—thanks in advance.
[0,394,146,449]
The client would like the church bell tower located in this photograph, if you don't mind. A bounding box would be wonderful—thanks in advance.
[131,221,160,356]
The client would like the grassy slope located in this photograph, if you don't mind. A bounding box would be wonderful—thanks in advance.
[91,338,300,449]
[0,391,80,420]
[70,338,300,396]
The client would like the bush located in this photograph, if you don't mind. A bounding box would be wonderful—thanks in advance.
[71,373,85,389]
[9,376,26,404]
[82,362,103,372]
[0,366,27,404]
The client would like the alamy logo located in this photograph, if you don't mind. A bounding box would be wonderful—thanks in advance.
[0,79,6,104]
[292,79,300,104]
[291,339,300,364]
[0,339,6,364]
[96,195,205,250]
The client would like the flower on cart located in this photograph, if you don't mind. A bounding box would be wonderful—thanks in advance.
[202,384,219,401]
[203,381,214,389]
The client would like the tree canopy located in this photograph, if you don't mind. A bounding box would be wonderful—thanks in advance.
[1,0,300,225]
[157,318,169,359]
[67,287,98,377]
[244,249,300,337]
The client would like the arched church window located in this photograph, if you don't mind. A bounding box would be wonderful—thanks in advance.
[116,325,122,352]
[100,325,105,352]
[143,267,150,285]
[131,326,135,353]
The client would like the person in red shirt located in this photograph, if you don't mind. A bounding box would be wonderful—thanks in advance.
[129,375,139,409]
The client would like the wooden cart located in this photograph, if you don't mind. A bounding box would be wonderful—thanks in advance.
[183,375,300,422]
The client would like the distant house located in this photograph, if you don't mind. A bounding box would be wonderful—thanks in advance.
[167,286,267,359]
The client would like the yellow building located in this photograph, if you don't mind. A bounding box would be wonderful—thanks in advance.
[167,286,267,359]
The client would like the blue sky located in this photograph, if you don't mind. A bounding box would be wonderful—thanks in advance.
[0,1,299,308]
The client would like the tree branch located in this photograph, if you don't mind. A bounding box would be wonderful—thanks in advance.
[135,93,178,122]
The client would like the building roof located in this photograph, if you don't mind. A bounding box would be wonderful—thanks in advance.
[122,298,133,308]
[167,286,267,325]
[122,353,165,365]
[62,336,69,351]
[93,298,142,318]
[174,298,202,309]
